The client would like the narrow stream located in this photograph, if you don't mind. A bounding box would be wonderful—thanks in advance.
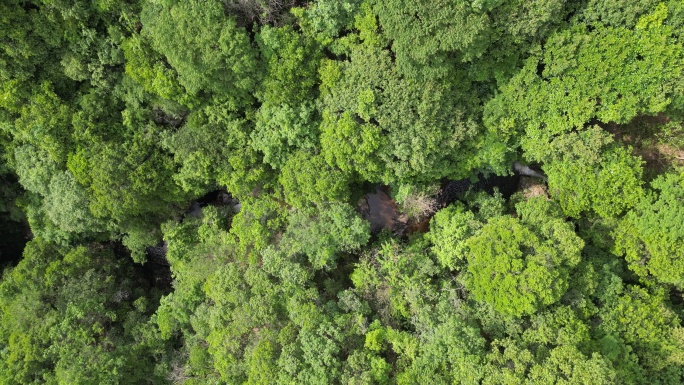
[360,173,523,236]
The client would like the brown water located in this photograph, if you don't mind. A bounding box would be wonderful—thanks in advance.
[364,186,398,233]
[360,186,432,236]
[405,217,431,234]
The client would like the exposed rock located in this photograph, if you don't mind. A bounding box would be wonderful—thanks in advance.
[513,161,547,181]
[519,176,549,199]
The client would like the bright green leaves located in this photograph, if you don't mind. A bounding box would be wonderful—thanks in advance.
[0,1,53,83]
[356,88,376,122]
[162,107,257,196]
[341,350,392,384]
[483,9,684,216]
[229,195,288,263]
[489,0,567,45]
[293,0,363,49]
[121,33,195,107]
[486,343,617,384]
[396,314,487,385]
[251,26,322,169]
[279,151,350,208]
[252,103,319,169]
[156,203,286,383]
[488,6,683,146]
[427,198,584,316]
[306,0,573,185]
[599,285,683,375]
[256,25,321,106]
[83,138,181,222]
[43,171,102,234]
[463,198,584,317]
[320,42,482,183]
[426,203,479,270]
[13,144,59,197]
[141,0,261,108]
[155,199,366,384]
[615,171,684,286]
[517,19,679,150]
[0,240,165,385]
[245,337,280,385]
[2,1,684,383]
[156,208,227,337]
[13,144,104,243]
[489,7,682,121]
[352,237,440,319]
[374,0,491,66]
[280,203,370,270]
[204,264,284,383]
[372,0,568,83]
[480,303,619,383]
[320,110,386,181]
[579,0,660,28]
[10,82,73,165]
[467,217,557,316]
[544,137,645,218]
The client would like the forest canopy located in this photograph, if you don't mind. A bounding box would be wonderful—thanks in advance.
[1,0,684,384]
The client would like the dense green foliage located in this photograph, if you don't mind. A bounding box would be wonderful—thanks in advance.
[1,0,684,383]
